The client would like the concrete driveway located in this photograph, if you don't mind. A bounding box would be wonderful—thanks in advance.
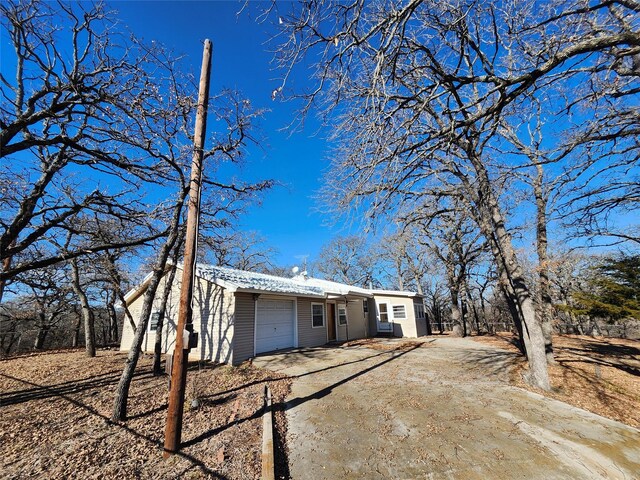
[254,337,640,480]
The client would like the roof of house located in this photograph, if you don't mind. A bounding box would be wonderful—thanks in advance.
[196,265,325,297]
[123,263,421,303]
[370,289,424,298]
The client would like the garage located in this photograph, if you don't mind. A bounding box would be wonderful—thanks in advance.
[256,298,295,354]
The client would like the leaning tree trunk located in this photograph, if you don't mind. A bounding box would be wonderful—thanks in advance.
[478,283,493,334]
[112,192,185,421]
[473,176,550,390]
[153,256,180,376]
[534,164,555,364]
[71,259,96,357]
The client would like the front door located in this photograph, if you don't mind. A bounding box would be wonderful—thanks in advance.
[377,302,393,332]
[327,303,336,341]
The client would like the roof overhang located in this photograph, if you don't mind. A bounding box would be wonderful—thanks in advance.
[370,289,425,298]
[326,291,373,300]
[235,287,325,298]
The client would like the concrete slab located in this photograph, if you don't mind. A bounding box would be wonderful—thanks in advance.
[254,337,640,480]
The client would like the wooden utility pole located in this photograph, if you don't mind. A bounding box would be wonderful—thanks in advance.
[163,39,212,456]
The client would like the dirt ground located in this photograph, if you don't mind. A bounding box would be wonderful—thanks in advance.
[0,350,290,480]
[470,333,640,428]
[2,335,638,479]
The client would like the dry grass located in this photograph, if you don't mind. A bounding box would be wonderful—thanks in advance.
[0,350,290,479]
[470,333,640,428]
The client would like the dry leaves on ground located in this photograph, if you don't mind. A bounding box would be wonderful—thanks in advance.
[470,333,640,428]
[0,350,291,479]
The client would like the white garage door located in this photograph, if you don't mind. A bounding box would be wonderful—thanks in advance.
[256,299,295,354]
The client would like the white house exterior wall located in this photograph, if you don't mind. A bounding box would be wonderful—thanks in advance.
[119,270,233,364]
[373,295,422,338]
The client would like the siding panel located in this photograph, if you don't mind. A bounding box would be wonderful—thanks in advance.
[346,300,367,339]
[297,298,327,348]
[232,292,255,365]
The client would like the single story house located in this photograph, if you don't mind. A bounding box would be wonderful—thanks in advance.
[119,264,427,365]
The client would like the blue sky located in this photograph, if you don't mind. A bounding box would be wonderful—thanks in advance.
[111,0,349,266]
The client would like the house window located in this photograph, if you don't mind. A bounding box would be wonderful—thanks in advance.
[338,305,348,326]
[414,303,425,320]
[311,303,325,328]
[392,305,406,320]
[363,299,369,315]
[149,311,162,331]
[379,303,389,323]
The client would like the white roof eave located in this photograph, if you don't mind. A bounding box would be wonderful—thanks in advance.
[235,287,325,298]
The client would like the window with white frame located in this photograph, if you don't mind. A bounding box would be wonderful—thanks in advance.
[379,303,389,323]
[392,305,406,320]
[414,303,425,320]
[311,303,325,328]
[338,304,348,326]
[149,311,162,331]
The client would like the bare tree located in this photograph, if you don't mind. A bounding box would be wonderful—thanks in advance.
[111,94,272,422]
[0,0,191,282]
[272,0,639,389]
[204,230,278,273]
[70,257,97,357]
[16,264,75,350]
[423,280,449,334]
[413,206,485,337]
[152,230,185,376]
[376,226,432,293]
[315,235,381,287]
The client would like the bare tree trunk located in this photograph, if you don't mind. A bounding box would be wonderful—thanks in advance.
[432,297,444,334]
[534,164,555,364]
[448,282,464,337]
[445,240,465,336]
[476,194,550,389]
[414,274,431,335]
[112,193,185,421]
[104,252,137,333]
[0,246,13,304]
[153,258,180,375]
[71,314,82,348]
[2,332,19,355]
[478,283,492,334]
[107,300,118,344]
[396,259,404,290]
[461,298,469,337]
[34,325,48,350]
[71,259,96,357]
[466,286,482,335]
